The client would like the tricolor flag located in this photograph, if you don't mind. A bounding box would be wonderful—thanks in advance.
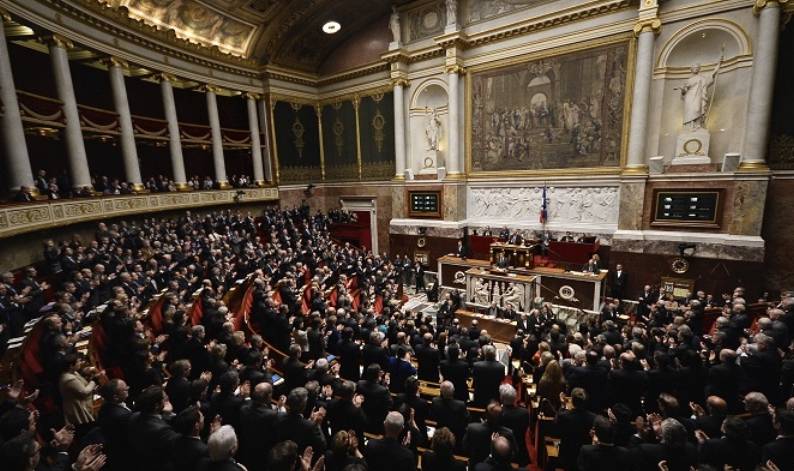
[539,185,548,224]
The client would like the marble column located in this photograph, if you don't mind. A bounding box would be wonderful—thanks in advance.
[205,87,229,188]
[159,75,188,190]
[446,67,462,176]
[393,79,407,179]
[47,35,92,189]
[625,20,659,173]
[245,94,265,186]
[740,1,782,170]
[107,58,143,191]
[0,17,34,192]
[256,98,274,183]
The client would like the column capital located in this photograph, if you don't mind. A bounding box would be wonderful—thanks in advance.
[444,64,466,75]
[198,84,223,94]
[102,56,129,70]
[242,92,262,101]
[391,77,410,88]
[153,72,178,83]
[633,18,661,36]
[41,34,74,50]
[753,0,788,15]
[0,7,12,23]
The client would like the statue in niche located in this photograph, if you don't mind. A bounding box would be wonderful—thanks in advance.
[389,6,401,44]
[425,107,442,151]
[677,51,723,130]
[445,0,457,26]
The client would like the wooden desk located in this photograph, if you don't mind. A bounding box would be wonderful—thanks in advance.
[529,267,606,312]
[437,255,490,289]
[455,309,517,344]
[490,242,536,269]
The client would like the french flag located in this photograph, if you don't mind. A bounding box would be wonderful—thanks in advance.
[540,185,548,224]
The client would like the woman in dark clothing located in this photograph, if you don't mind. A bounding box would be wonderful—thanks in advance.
[324,430,365,471]
[422,427,466,471]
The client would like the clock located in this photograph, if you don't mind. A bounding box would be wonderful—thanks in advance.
[671,257,690,274]
[417,237,427,248]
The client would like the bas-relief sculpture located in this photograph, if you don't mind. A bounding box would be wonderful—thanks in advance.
[119,0,255,56]
[467,187,619,225]
[463,0,546,24]
[470,42,629,172]
[402,2,445,43]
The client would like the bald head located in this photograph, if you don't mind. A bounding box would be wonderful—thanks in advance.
[440,381,455,399]
[384,411,405,438]
[706,395,727,414]
[252,382,273,404]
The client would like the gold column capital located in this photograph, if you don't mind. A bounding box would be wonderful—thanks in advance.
[153,72,178,83]
[41,34,74,50]
[633,18,661,36]
[1,7,12,23]
[198,84,223,94]
[754,0,788,15]
[444,64,466,75]
[102,56,129,69]
[242,92,262,101]
[391,77,410,88]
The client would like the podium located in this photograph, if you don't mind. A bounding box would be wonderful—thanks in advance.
[490,242,536,269]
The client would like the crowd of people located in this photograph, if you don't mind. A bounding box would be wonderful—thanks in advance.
[0,205,793,471]
[9,171,258,202]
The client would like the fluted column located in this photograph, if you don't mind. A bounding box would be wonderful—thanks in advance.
[740,0,784,170]
[159,75,188,190]
[106,58,143,191]
[393,79,408,179]
[245,93,265,186]
[256,98,274,183]
[0,16,34,192]
[625,19,660,174]
[46,35,92,189]
[445,65,463,176]
[205,86,229,188]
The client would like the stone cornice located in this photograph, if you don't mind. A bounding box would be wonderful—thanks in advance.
[0,188,279,239]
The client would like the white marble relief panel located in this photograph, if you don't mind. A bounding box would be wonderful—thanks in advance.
[467,186,619,226]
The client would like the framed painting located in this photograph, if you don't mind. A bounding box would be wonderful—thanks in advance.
[467,35,634,175]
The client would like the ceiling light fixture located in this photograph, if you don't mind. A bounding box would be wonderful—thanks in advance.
[322,21,341,34]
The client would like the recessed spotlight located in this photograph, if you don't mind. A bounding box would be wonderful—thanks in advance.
[322,21,341,34]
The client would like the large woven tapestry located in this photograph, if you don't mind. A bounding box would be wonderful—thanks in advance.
[470,41,629,172]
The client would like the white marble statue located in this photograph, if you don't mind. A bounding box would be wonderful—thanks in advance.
[445,0,458,26]
[502,283,524,311]
[389,6,401,44]
[677,53,723,130]
[425,107,441,151]
[473,277,490,305]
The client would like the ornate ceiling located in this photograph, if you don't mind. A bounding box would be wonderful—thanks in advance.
[99,0,408,71]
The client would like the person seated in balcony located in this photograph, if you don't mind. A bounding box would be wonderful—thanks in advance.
[47,182,61,200]
[120,182,133,194]
[35,169,49,194]
[14,186,33,202]
[77,186,93,198]
[203,176,214,190]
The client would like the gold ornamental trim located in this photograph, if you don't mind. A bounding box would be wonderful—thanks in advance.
[754,0,789,15]
[444,65,466,75]
[0,188,279,239]
[633,18,662,36]
[40,33,74,50]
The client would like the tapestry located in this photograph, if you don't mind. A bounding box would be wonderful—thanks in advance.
[470,41,629,172]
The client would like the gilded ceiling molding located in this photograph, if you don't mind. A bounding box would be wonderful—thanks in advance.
[316,62,390,87]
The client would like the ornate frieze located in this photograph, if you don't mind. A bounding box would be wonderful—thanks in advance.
[0,188,279,239]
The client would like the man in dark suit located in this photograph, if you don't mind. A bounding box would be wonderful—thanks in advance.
[283,344,309,392]
[237,383,281,471]
[357,364,392,434]
[431,381,470,446]
[472,345,506,407]
[415,333,440,382]
[414,262,426,292]
[275,387,326,455]
[171,406,210,471]
[705,349,744,412]
[609,264,628,301]
[337,327,362,382]
[576,416,631,471]
[696,416,760,471]
[567,350,609,412]
[499,384,530,466]
[440,345,470,403]
[762,409,794,471]
[607,352,647,416]
[96,379,132,471]
[325,380,367,443]
[637,285,658,321]
[127,386,181,471]
[463,402,516,466]
[362,331,389,370]
[555,388,596,471]
[365,411,416,471]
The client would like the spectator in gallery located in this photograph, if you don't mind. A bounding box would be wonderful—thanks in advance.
[14,185,33,202]
[35,169,49,194]
[203,176,215,190]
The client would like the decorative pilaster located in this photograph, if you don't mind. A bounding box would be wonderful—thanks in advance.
[244,93,265,186]
[0,16,34,192]
[268,96,280,184]
[315,104,326,181]
[157,74,188,190]
[392,78,408,180]
[624,10,661,175]
[204,85,229,188]
[353,96,363,180]
[445,65,465,177]
[740,0,786,171]
[256,98,274,183]
[106,57,143,191]
[45,35,92,190]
